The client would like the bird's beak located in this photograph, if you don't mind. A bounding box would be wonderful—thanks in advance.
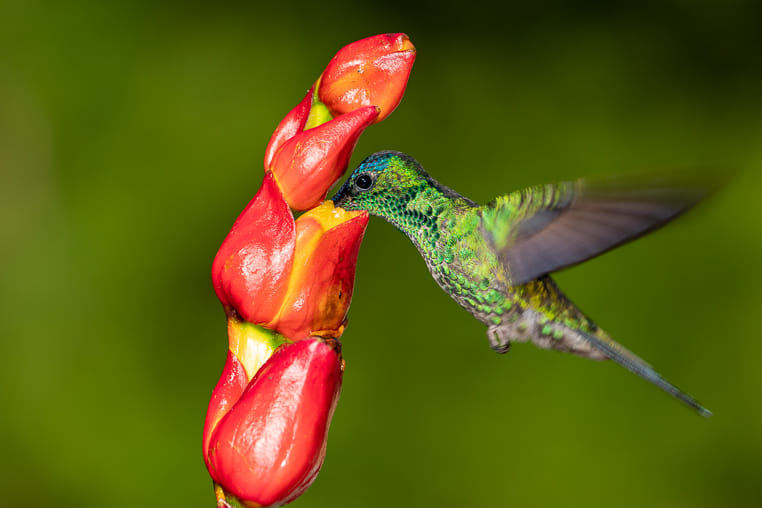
[330,184,349,208]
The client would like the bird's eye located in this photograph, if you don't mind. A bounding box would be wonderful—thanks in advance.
[354,173,374,191]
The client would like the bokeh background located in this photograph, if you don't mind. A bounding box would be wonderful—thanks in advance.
[2,1,761,507]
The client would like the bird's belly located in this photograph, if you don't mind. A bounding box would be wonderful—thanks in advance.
[432,267,608,360]
[485,307,606,360]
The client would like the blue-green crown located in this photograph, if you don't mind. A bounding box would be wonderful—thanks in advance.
[353,150,419,174]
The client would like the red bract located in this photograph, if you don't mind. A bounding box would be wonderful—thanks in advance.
[212,175,369,340]
[203,317,290,470]
[263,86,313,171]
[205,337,344,508]
[212,172,295,325]
[318,33,416,123]
[267,105,379,211]
[267,202,369,339]
[264,33,415,211]
[207,33,416,507]
[202,350,248,473]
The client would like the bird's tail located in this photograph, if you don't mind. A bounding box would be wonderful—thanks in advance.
[581,330,712,417]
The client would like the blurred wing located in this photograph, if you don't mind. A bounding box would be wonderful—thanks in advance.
[481,177,709,285]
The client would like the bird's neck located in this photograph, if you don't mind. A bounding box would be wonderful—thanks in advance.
[387,180,475,254]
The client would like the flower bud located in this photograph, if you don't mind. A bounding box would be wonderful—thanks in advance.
[212,176,368,338]
[203,318,290,479]
[267,105,379,211]
[211,172,295,324]
[266,201,368,339]
[206,337,344,508]
[318,33,415,123]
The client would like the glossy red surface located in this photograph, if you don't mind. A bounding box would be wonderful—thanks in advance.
[206,338,343,507]
[202,350,249,471]
[211,173,295,324]
[269,105,379,210]
[318,33,415,123]
[264,86,312,170]
[271,211,369,339]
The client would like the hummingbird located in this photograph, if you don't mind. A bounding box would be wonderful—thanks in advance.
[332,150,712,416]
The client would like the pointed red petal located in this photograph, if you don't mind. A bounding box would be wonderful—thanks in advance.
[271,205,368,340]
[264,86,313,170]
[211,173,295,324]
[202,351,249,468]
[269,105,379,210]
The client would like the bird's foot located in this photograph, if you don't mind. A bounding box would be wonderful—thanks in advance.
[487,325,512,354]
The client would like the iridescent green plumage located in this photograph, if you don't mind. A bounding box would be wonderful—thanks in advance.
[333,150,711,416]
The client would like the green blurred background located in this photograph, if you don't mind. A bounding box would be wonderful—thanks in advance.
[2,1,761,507]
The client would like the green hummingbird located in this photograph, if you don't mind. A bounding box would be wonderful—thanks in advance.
[332,150,712,416]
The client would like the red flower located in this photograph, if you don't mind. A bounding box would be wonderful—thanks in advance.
[204,337,344,508]
[202,316,290,466]
[206,33,416,507]
[264,33,415,211]
[212,172,295,325]
[318,33,416,123]
[212,173,369,341]
[266,105,379,211]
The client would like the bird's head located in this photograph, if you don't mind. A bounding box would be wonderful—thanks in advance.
[331,151,430,217]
